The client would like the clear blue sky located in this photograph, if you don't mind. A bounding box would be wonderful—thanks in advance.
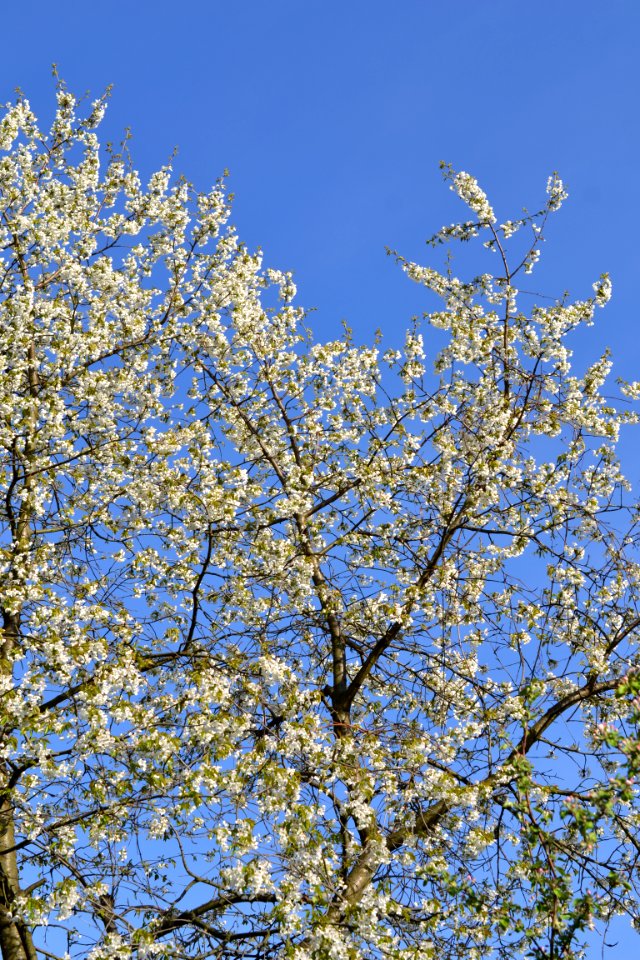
[2,1,639,955]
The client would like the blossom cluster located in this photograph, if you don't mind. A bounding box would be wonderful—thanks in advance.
[0,92,637,960]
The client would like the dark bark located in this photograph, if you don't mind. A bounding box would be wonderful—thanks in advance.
[0,612,35,960]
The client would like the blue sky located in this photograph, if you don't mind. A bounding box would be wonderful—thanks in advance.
[5,3,638,365]
[2,1,639,955]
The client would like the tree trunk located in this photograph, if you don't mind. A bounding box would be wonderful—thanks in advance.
[0,799,36,960]
[0,613,35,960]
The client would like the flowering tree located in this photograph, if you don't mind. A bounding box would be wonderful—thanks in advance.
[0,86,639,960]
